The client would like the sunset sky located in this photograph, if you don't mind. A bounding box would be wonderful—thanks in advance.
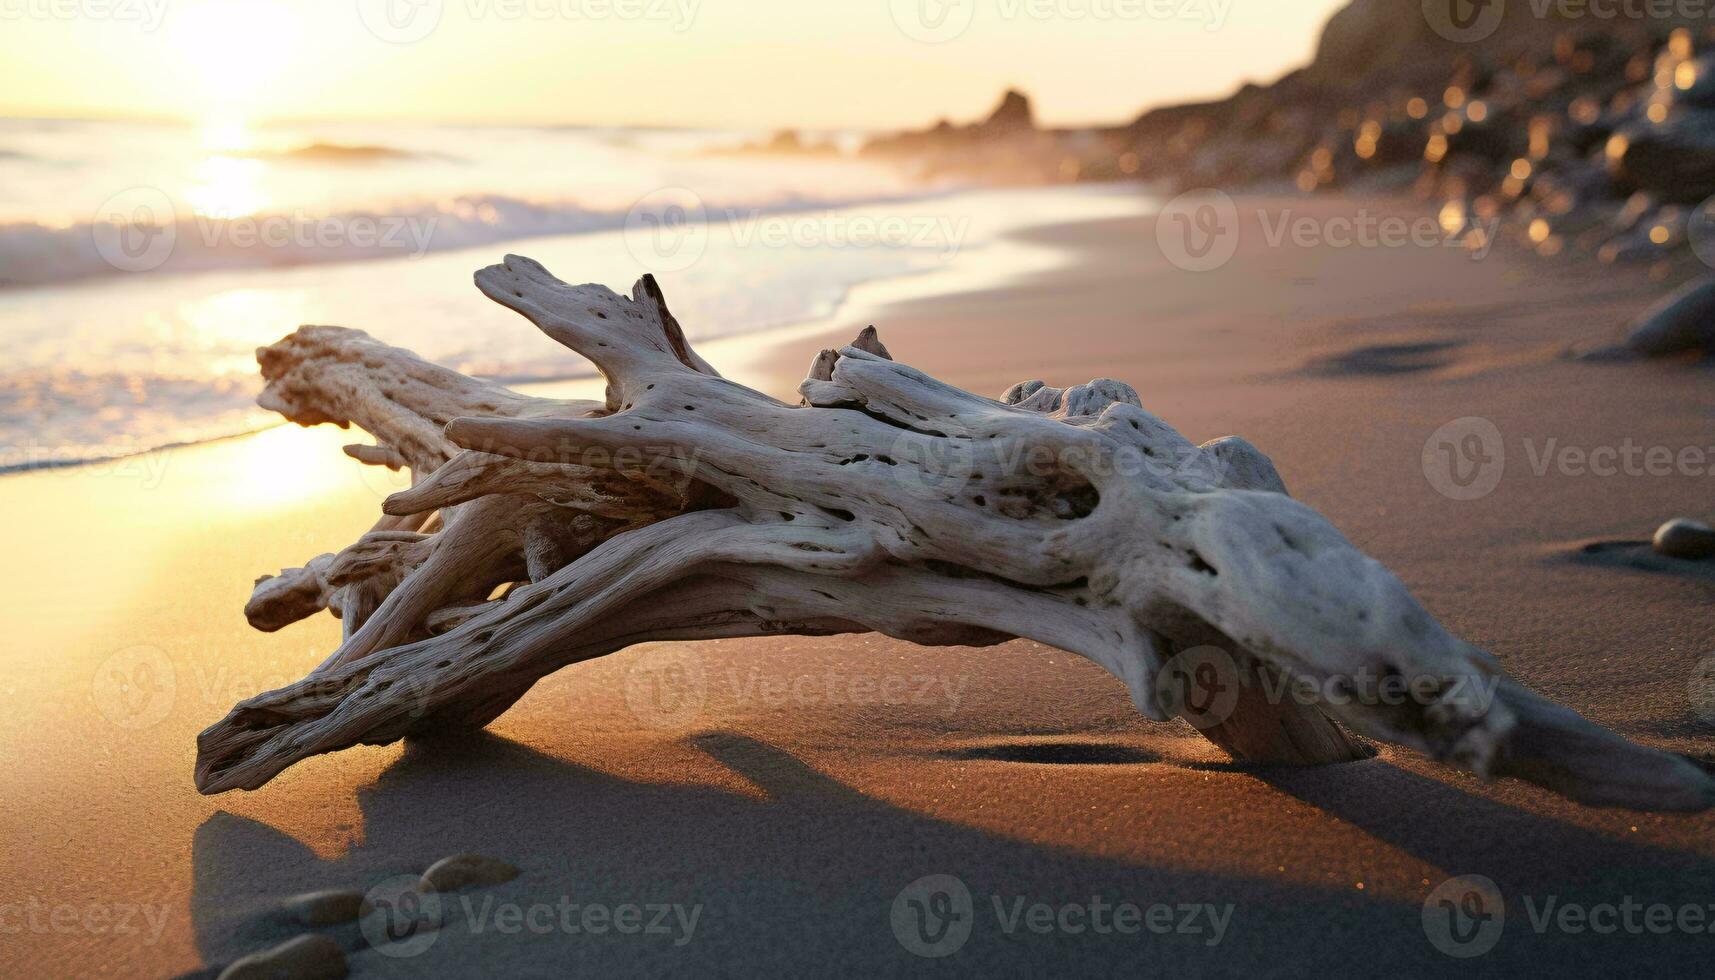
[0,0,1349,128]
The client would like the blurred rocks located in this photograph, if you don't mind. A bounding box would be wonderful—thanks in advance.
[1608,116,1715,202]
[859,89,1094,183]
[825,3,1715,278]
[982,88,1035,134]
[1105,13,1715,273]
[712,128,842,157]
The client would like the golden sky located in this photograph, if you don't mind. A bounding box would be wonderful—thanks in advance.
[0,0,1349,128]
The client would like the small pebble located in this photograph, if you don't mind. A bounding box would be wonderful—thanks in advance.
[1626,278,1715,358]
[1653,518,1715,560]
[418,854,520,893]
[281,889,368,927]
[217,934,346,980]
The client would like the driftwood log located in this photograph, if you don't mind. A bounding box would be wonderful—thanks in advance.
[197,255,1714,812]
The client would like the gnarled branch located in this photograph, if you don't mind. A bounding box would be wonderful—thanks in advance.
[197,256,1713,813]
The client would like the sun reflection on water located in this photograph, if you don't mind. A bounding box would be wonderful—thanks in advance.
[174,287,308,371]
[199,115,256,154]
[186,154,270,218]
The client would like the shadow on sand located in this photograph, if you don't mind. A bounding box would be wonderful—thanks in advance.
[188,732,1715,977]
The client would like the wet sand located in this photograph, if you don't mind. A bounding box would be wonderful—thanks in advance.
[3,194,1714,977]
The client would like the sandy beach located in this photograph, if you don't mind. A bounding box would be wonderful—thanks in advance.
[2,192,1713,977]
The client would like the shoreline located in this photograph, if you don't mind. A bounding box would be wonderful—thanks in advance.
[0,183,978,292]
[1,182,1155,475]
[4,191,1715,977]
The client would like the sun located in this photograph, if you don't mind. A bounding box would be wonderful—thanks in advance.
[168,1,303,112]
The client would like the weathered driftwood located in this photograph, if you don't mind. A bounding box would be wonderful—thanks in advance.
[197,255,1714,812]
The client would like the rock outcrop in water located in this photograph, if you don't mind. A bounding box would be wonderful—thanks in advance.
[860,88,1126,182]
[712,128,844,157]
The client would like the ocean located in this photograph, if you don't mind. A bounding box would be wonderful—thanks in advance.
[0,117,1148,469]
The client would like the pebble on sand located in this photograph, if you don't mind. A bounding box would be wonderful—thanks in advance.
[1626,277,1715,357]
[1653,518,1715,560]
[418,854,521,893]
[281,889,368,927]
[216,934,347,980]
